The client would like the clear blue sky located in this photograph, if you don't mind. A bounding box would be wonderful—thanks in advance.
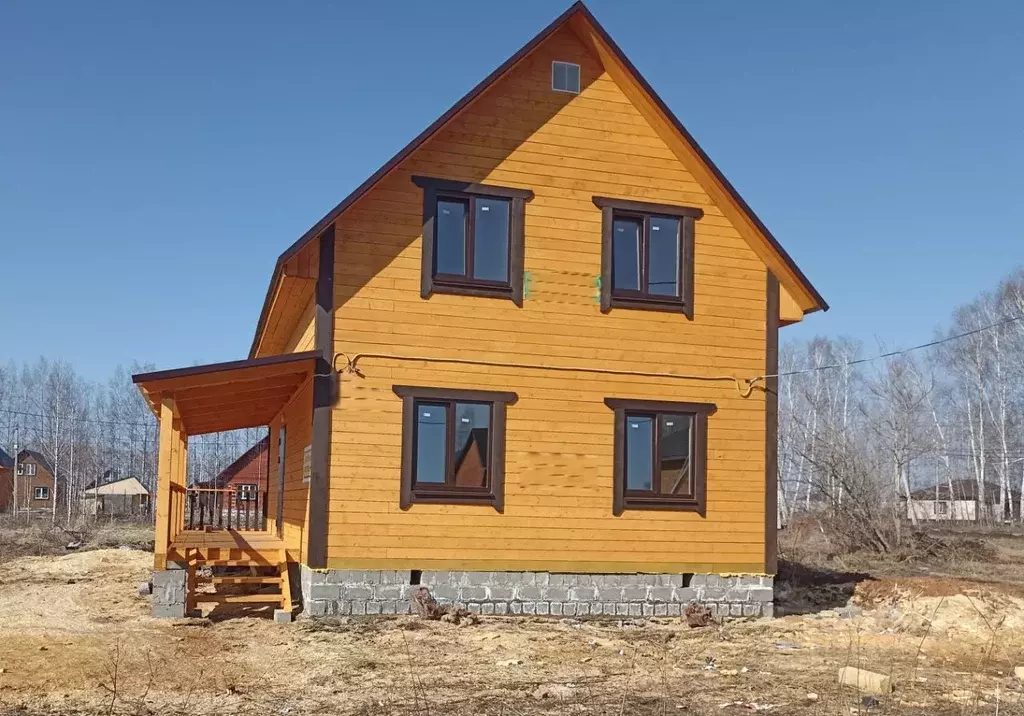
[2,1,1021,380]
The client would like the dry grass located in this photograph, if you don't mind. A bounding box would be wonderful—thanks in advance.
[1,523,1024,714]
[0,515,153,564]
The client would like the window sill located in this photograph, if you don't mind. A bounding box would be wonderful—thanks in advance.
[404,488,502,511]
[617,496,704,516]
[428,278,518,303]
[606,295,691,317]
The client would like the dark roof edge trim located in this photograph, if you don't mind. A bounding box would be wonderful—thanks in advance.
[133,350,320,386]
[247,1,588,358]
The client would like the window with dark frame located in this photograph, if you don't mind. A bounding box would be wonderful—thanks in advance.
[413,176,533,304]
[393,386,517,511]
[605,398,715,515]
[594,196,703,316]
[238,483,258,501]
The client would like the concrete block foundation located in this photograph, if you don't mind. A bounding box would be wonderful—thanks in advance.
[299,566,774,619]
[151,569,187,619]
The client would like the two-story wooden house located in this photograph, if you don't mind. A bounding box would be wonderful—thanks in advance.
[134,2,825,620]
[0,450,56,514]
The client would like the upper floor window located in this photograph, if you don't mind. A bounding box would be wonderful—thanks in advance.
[413,176,533,305]
[393,385,517,512]
[551,61,581,94]
[594,196,703,317]
[605,398,715,516]
[20,462,37,477]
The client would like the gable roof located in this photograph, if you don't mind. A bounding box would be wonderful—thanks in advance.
[83,476,150,497]
[18,449,53,475]
[249,1,827,357]
[0,447,12,470]
[910,479,1009,503]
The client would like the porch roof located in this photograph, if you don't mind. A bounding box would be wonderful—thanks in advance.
[132,351,319,435]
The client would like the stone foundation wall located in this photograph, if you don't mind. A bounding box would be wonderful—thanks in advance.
[300,567,773,619]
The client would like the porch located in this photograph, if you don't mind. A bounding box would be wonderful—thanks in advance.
[133,351,320,615]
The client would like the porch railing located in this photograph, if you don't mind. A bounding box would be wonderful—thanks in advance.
[184,487,267,532]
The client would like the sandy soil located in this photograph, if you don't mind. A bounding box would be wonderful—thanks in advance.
[2,550,1024,715]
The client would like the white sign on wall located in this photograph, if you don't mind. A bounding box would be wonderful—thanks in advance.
[302,445,312,483]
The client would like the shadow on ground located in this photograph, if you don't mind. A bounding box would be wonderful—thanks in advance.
[774,559,873,616]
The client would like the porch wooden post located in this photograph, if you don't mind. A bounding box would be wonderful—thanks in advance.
[154,398,177,570]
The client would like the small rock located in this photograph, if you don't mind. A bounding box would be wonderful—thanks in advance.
[1014,666,1024,681]
[806,693,818,702]
[860,694,880,710]
[533,684,574,700]
[580,656,592,663]
[137,582,153,597]
[720,669,739,676]
[0,667,6,674]
[38,646,47,652]
[835,605,864,619]
[497,658,523,667]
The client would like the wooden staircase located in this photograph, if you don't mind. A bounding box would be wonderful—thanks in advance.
[183,549,292,616]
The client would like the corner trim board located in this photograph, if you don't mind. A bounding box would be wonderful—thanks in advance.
[306,226,335,569]
[765,272,780,575]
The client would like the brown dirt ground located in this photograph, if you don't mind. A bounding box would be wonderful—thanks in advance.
[2,551,1024,715]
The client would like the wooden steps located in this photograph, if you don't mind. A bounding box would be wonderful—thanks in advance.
[183,549,292,618]
[205,576,283,586]
[199,593,285,604]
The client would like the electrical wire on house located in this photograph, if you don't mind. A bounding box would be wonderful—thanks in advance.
[333,352,763,398]
[755,313,1024,382]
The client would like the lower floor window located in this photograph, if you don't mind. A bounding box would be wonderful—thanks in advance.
[604,398,715,515]
[34,486,50,500]
[238,484,258,501]
[393,385,517,511]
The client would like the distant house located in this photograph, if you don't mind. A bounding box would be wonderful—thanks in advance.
[201,436,270,506]
[82,474,152,517]
[0,448,13,512]
[908,479,1011,522]
[0,450,56,513]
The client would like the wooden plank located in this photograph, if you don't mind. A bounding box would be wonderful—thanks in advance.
[203,576,283,585]
[153,398,176,571]
[198,594,284,604]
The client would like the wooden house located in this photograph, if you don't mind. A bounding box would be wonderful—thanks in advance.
[133,2,825,619]
[0,450,56,514]
[908,479,1011,522]
[188,437,271,529]
[82,475,152,517]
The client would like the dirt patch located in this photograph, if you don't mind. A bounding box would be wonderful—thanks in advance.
[1,550,1024,715]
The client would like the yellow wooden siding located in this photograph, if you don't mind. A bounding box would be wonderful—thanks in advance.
[327,26,768,574]
[266,379,313,562]
[283,298,315,353]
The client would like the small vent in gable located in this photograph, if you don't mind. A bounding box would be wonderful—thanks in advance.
[551,61,580,94]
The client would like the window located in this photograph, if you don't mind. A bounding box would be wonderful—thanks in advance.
[33,486,49,500]
[393,385,517,511]
[551,61,581,93]
[936,501,949,516]
[605,398,715,515]
[412,175,533,304]
[238,484,258,501]
[20,462,37,477]
[594,196,703,316]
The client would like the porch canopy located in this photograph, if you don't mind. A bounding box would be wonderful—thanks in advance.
[133,351,318,435]
[133,351,318,569]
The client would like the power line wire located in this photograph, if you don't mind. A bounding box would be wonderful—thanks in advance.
[764,313,1024,380]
